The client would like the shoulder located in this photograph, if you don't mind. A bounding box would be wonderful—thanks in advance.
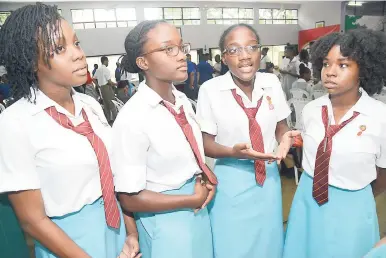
[199,74,225,94]
[257,72,280,86]
[366,96,386,123]
[0,98,31,135]
[302,97,325,118]
[115,91,149,124]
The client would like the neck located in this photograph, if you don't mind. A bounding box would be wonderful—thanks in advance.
[145,76,175,104]
[330,87,361,109]
[231,74,255,96]
[39,82,74,113]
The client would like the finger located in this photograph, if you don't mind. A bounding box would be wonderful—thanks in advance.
[202,187,215,209]
[290,130,301,137]
[135,254,143,258]
[195,177,201,184]
[248,150,278,160]
[194,208,200,214]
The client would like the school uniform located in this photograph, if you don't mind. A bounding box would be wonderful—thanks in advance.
[0,89,126,258]
[283,89,386,258]
[281,58,299,100]
[196,71,291,258]
[112,82,215,258]
[365,244,386,258]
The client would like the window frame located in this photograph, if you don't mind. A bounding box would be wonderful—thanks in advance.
[0,11,12,29]
[258,8,298,25]
[206,7,254,25]
[144,7,201,26]
[71,8,137,30]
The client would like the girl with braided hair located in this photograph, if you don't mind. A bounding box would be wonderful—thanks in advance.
[0,3,140,258]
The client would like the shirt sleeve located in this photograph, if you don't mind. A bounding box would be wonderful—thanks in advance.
[0,114,40,193]
[111,113,150,193]
[196,84,218,135]
[376,120,386,168]
[271,75,291,122]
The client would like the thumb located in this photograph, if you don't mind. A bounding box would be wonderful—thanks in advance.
[195,177,201,184]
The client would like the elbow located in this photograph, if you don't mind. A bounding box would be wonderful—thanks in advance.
[19,215,49,236]
[118,192,143,212]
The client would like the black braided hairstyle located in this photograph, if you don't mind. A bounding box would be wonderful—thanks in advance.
[120,20,167,74]
[0,3,62,102]
[311,29,386,96]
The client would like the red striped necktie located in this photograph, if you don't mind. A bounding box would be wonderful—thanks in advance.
[45,106,120,228]
[162,102,218,185]
[313,105,359,205]
[231,89,266,185]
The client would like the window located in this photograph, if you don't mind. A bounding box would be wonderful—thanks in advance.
[259,9,298,24]
[207,8,254,25]
[71,8,137,30]
[144,7,200,25]
[0,11,11,29]
[261,45,286,68]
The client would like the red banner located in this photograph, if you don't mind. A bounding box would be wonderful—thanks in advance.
[298,25,340,50]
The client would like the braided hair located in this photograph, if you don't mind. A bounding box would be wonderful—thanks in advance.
[311,29,386,96]
[121,20,167,74]
[0,3,62,102]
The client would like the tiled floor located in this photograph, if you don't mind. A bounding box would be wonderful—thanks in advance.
[25,174,386,257]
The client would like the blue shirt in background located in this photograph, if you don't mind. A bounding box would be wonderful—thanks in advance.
[0,83,11,99]
[197,61,213,85]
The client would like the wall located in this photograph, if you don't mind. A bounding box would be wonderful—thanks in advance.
[298,1,343,30]
[0,1,300,56]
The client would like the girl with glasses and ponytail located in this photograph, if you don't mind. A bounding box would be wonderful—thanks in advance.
[112,20,217,258]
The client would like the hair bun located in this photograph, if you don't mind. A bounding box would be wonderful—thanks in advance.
[120,54,140,74]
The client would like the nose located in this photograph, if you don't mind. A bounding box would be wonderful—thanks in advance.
[70,44,85,62]
[324,63,337,77]
[238,47,251,61]
[176,47,186,62]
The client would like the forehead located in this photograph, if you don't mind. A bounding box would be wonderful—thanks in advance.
[145,23,182,47]
[224,26,258,46]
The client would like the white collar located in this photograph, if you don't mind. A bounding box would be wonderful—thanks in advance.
[137,81,185,108]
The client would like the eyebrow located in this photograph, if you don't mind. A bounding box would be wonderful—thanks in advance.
[323,57,350,61]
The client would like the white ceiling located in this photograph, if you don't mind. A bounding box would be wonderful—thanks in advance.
[0,0,316,3]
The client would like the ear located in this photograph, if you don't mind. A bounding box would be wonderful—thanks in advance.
[221,55,228,66]
[136,57,148,71]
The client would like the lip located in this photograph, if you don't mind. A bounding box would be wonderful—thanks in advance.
[73,65,87,74]
[323,80,338,88]
[177,64,188,71]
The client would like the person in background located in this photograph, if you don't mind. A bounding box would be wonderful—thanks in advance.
[92,64,98,77]
[93,56,118,124]
[0,74,11,102]
[280,46,299,100]
[283,29,386,258]
[259,47,271,71]
[113,20,217,258]
[197,23,298,258]
[197,53,214,86]
[297,49,313,77]
[292,63,312,94]
[116,80,131,104]
[206,53,213,66]
[260,62,274,73]
[213,54,222,77]
[115,62,121,83]
[84,65,100,101]
[184,53,198,100]
[0,3,140,258]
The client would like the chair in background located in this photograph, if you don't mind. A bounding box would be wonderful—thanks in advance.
[187,98,197,113]
[311,90,326,100]
[287,98,309,130]
[111,99,124,113]
[0,103,5,114]
[290,88,310,100]
[374,93,386,104]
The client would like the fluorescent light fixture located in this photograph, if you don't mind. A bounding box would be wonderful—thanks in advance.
[348,1,365,6]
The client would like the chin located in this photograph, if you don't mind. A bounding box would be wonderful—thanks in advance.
[234,72,256,83]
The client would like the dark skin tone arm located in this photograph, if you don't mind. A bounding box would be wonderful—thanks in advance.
[8,190,90,258]
[118,177,209,213]
[372,167,386,197]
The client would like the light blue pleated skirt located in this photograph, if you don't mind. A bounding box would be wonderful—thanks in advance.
[35,197,126,258]
[135,177,213,258]
[365,244,386,258]
[283,173,379,258]
[208,158,283,258]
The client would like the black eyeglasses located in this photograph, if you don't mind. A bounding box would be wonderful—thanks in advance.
[223,44,262,56]
[142,43,191,57]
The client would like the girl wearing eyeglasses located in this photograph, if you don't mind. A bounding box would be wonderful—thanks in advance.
[112,20,217,258]
[196,24,299,258]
